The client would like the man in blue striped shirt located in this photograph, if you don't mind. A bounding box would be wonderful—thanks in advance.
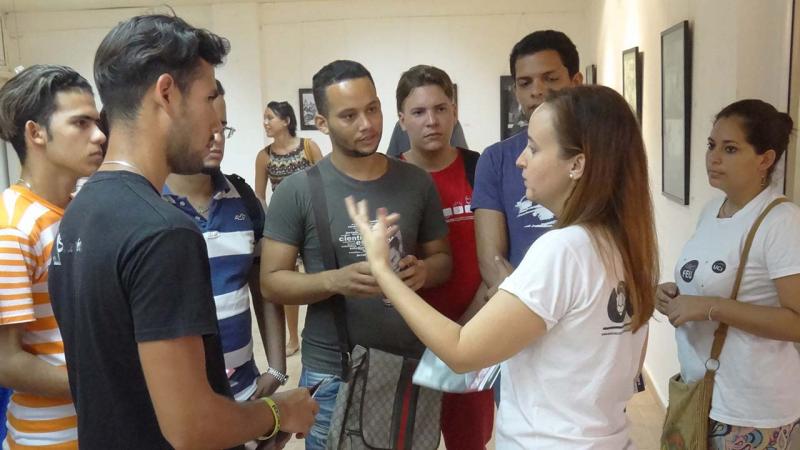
[164,80,288,401]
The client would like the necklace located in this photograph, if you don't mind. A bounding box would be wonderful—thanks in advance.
[101,160,142,173]
[15,178,33,190]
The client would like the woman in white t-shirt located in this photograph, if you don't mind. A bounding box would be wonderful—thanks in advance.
[656,99,800,450]
[345,85,658,449]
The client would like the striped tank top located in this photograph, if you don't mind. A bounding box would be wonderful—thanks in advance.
[0,185,76,449]
[266,138,313,188]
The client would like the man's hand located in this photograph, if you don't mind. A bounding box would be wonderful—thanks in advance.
[655,282,678,315]
[270,388,319,436]
[485,256,513,299]
[328,262,382,298]
[398,255,426,291]
[250,372,282,400]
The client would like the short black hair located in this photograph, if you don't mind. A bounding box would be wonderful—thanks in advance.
[266,101,297,137]
[510,30,579,78]
[94,14,230,123]
[215,79,225,96]
[395,65,455,113]
[312,60,374,116]
[0,65,93,163]
[715,99,795,181]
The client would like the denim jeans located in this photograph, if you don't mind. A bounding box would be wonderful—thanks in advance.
[298,367,343,450]
[0,386,10,442]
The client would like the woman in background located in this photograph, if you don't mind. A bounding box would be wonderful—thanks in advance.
[657,99,800,449]
[255,101,322,356]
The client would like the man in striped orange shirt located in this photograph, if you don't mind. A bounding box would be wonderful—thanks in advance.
[0,65,105,449]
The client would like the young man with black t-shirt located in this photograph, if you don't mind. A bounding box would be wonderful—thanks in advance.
[48,15,317,449]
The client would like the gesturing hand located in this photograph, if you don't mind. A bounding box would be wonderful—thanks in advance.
[344,196,399,273]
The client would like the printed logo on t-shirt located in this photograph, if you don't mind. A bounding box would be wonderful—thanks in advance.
[680,260,699,282]
[339,223,404,260]
[52,233,63,266]
[442,195,473,224]
[602,281,633,335]
[514,196,556,228]
[712,260,726,273]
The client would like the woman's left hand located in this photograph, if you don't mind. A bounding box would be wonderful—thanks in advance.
[345,196,399,272]
[666,295,716,326]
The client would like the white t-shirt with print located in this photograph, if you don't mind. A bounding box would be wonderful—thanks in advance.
[674,186,800,428]
[498,225,646,450]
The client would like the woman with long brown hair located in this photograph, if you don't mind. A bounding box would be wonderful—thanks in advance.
[345,85,658,448]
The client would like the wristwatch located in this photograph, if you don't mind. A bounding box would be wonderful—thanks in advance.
[266,367,289,386]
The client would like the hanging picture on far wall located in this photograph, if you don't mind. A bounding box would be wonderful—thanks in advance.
[661,20,692,205]
[298,88,318,130]
[500,75,527,140]
[622,46,642,121]
[585,64,597,85]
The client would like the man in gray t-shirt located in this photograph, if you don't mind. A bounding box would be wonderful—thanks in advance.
[260,60,451,450]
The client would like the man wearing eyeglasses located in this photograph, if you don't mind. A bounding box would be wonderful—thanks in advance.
[164,80,289,403]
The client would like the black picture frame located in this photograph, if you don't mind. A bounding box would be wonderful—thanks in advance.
[622,46,642,121]
[585,64,597,85]
[298,88,317,130]
[500,76,526,140]
[661,20,692,205]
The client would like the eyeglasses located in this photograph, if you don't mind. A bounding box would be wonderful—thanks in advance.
[222,126,236,139]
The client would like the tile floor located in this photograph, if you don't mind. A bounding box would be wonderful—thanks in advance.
[253,307,665,450]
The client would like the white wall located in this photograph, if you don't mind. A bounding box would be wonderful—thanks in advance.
[2,0,593,191]
[586,0,794,406]
[259,0,590,162]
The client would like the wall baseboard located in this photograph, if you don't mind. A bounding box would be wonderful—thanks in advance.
[643,368,667,413]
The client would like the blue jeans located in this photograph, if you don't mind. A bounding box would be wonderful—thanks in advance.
[298,367,343,450]
[0,386,10,442]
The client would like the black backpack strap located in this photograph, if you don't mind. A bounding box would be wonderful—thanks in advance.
[306,165,351,377]
[460,148,480,188]
[225,173,265,241]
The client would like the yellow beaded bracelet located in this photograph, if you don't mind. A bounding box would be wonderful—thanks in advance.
[259,397,281,441]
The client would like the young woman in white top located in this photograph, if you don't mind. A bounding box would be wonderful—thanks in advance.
[345,85,658,449]
[656,100,800,450]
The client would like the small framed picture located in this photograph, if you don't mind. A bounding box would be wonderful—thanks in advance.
[622,46,642,121]
[298,88,318,131]
[585,64,597,85]
[499,76,527,140]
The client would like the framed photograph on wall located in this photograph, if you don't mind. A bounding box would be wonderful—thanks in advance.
[585,64,597,85]
[622,46,642,121]
[500,75,526,140]
[298,88,318,131]
[453,83,458,113]
[661,20,692,205]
